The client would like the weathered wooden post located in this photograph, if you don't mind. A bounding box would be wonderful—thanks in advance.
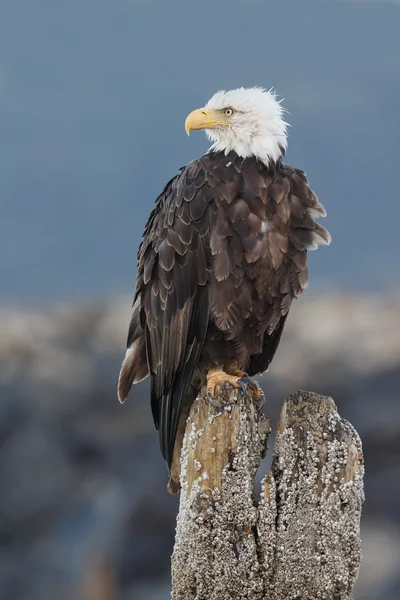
[171,388,364,600]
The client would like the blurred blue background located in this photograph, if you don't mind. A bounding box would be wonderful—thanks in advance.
[1,1,399,599]
[2,0,399,304]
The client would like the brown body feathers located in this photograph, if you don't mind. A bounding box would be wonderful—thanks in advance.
[118,150,330,469]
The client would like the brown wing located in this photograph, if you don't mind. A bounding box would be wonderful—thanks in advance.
[118,161,211,466]
[248,163,331,375]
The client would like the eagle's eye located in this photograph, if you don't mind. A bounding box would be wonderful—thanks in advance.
[224,108,234,116]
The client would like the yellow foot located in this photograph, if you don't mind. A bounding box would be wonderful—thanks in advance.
[206,368,265,409]
[206,369,243,398]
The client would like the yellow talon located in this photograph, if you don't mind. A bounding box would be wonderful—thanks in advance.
[206,368,242,398]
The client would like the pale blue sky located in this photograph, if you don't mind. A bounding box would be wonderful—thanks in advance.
[1,0,399,303]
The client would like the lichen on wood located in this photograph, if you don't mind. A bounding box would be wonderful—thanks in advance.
[259,391,364,599]
[171,383,268,600]
[171,388,364,600]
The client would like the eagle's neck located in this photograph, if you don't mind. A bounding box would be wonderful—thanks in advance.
[207,134,286,167]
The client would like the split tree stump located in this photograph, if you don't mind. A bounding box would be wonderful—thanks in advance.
[171,387,364,600]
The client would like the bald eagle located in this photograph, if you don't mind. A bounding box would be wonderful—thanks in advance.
[118,87,331,492]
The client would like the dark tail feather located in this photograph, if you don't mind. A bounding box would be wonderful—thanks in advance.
[247,315,288,376]
[160,341,203,467]
[155,286,209,467]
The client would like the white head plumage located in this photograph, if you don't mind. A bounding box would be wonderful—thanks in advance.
[204,87,288,165]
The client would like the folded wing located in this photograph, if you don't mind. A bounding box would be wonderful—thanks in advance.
[118,162,211,466]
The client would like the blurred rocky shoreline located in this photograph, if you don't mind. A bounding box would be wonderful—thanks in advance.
[1,293,399,599]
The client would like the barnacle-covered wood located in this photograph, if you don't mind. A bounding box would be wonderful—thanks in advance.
[172,388,364,600]
[259,390,364,599]
[171,383,269,600]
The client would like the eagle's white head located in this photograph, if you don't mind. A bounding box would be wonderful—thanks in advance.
[185,87,288,166]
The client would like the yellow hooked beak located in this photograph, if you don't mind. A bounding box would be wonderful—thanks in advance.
[185,107,229,136]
